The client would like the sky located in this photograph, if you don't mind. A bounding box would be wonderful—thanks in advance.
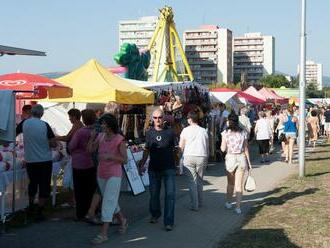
[0,0,329,76]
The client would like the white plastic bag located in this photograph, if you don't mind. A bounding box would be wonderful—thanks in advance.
[63,158,73,189]
[244,172,256,192]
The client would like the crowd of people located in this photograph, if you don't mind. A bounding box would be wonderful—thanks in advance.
[15,100,330,244]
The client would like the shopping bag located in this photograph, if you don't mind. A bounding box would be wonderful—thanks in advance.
[244,171,256,192]
[63,158,73,189]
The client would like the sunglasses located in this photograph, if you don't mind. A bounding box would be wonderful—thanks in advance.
[153,116,163,120]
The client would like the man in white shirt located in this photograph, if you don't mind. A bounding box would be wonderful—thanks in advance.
[239,107,252,137]
[179,111,209,211]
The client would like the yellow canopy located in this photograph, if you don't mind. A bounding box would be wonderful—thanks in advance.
[45,59,154,104]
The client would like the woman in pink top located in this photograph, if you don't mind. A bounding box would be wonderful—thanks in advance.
[221,113,252,215]
[88,113,128,245]
[69,109,96,220]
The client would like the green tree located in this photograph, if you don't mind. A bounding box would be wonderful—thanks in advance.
[260,74,290,88]
[290,76,299,88]
[306,81,323,98]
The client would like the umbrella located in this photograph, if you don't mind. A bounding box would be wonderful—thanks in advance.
[0,73,72,99]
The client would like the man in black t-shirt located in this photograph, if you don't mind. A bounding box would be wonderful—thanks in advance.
[138,109,176,231]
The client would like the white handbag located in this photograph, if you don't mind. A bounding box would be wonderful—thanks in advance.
[244,171,256,192]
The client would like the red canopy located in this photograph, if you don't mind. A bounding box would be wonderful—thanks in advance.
[210,88,265,105]
[0,73,72,99]
[258,87,288,104]
[237,91,266,104]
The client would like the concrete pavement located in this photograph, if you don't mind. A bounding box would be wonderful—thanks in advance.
[0,147,298,248]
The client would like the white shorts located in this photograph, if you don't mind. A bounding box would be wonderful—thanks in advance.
[225,153,247,173]
[325,123,330,132]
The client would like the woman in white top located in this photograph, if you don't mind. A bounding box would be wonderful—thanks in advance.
[255,111,272,163]
[221,113,252,214]
[265,110,275,153]
[179,111,209,211]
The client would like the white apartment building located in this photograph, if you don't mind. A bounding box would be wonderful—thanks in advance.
[119,16,158,79]
[298,60,323,90]
[233,33,275,84]
[119,16,158,49]
[183,25,233,84]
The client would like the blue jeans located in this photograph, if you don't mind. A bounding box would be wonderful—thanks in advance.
[148,169,176,226]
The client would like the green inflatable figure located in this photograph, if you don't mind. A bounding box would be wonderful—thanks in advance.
[114,43,150,81]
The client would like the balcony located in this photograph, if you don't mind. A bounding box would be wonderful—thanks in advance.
[234,40,263,46]
[188,60,216,65]
[185,47,217,52]
[185,33,217,40]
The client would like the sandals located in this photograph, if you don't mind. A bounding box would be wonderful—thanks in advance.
[91,234,108,245]
[85,215,102,225]
[118,219,128,234]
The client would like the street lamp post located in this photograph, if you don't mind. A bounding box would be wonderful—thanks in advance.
[298,0,307,177]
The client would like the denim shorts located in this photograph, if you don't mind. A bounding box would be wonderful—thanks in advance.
[285,132,297,139]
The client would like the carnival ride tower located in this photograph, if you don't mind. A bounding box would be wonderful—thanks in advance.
[148,6,194,82]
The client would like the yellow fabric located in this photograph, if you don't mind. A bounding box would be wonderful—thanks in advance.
[44,59,154,104]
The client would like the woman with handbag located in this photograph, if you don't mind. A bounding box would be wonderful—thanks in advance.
[221,113,252,215]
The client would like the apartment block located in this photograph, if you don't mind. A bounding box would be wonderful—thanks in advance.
[183,25,233,84]
[119,16,158,49]
[298,60,323,90]
[233,33,275,84]
[119,16,158,79]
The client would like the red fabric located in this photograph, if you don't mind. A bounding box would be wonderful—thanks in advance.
[210,88,265,104]
[236,92,266,104]
[0,72,68,99]
[258,88,288,104]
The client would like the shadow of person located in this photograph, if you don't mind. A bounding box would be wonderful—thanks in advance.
[258,188,319,207]
[219,228,300,248]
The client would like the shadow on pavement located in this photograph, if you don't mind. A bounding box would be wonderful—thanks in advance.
[306,157,330,162]
[219,228,300,248]
[306,171,330,177]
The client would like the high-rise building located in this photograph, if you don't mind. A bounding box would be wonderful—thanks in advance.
[298,60,323,90]
[119,16,158,49]
[183,25,233,84]
[233,33,275,84]
[119,16,158,79]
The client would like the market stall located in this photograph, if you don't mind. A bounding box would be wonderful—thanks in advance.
[258,87,288,104]
[39,59,157,194]
[45,59,154,104]
[0,76,72,221]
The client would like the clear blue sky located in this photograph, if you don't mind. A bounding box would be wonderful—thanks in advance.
[1,0,329,76]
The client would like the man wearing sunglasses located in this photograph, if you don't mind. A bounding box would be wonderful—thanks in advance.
[138,109,176,231]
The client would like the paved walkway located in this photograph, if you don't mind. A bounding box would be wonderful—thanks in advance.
[0,147,298,248]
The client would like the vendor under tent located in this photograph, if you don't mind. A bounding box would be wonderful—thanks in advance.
[44,59,154,104]
[0,82,73,220]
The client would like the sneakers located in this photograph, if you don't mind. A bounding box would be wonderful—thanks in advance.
[225,202,232,209]
[234,207,242,215]
[149,216,159,224]
[165,225,173,231]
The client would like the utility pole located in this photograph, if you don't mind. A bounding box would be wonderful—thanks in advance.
[298,0,307,177]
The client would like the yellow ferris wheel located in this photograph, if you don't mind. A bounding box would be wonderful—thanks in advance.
[148,6,194,82]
